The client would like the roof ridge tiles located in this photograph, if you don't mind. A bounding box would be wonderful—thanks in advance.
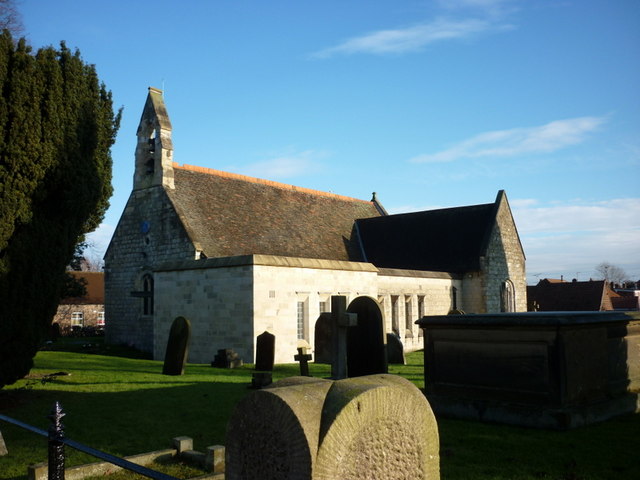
[173,162,372,204]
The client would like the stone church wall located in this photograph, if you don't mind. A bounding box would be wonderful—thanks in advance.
[154,260,254,364]
[482,197,527,312]
[252,258,379,364]
[104,186,195,354]
[377,271,462,351]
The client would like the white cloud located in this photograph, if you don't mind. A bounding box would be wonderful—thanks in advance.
[409,116,607,163]
[310,0,518,59]
[239,150,326,179]
[512,198,640,282]
[311,18,499,58]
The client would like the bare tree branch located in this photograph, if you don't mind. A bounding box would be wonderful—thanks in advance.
[0,0,24,36]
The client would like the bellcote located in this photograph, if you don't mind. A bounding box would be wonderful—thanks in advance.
[134,87,174,190]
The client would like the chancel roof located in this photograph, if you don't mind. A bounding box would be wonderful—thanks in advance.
[356,198,500,273]
[167,164,382,261]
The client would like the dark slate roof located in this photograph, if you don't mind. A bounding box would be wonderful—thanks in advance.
[527,279,609,311]
[166,164,382,261]
[355,199,498,273]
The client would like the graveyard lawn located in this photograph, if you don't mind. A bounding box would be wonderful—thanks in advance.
[0,343,637,480]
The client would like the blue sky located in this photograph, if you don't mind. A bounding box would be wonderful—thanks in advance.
[20,0,640,283]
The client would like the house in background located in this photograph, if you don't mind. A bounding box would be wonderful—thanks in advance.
[104,88,527,364]
[527,278,639,312]
[53,271,105,335]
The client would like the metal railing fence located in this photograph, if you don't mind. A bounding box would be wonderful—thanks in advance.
[0,401,180,480]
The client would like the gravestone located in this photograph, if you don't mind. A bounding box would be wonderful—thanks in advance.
[314,312,333,364]
[295,346,313,376]
[226,377,334,480]
[255,331,275,372]
[346,296,388,377]
[162,316,191,376]
[386,333,406,364]
[226,374,440,480]
[212,349,243,368]
[331,296,357,379]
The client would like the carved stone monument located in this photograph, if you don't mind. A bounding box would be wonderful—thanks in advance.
[225,374,440,479]
[314,312,333,364]
[255,331,275,372]
[386,333,406,365]
[162,316,191,376]
[346,296,388,377]
[212,348,243,368]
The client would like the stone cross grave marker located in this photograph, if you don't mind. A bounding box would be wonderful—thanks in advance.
[346,296,388,377]
[255,331,275,371]
[162,316,191,376]
[294,346,313,376]
[331,295,357,379]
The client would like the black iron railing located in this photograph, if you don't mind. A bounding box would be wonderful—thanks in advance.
[0,402,180,480]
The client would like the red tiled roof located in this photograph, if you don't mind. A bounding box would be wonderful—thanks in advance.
[527,279,609,311]
[166,164,381,261]
[611,295,639,310]
[60,271,104,304]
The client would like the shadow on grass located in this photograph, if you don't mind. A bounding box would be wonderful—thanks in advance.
[2,349,638,480]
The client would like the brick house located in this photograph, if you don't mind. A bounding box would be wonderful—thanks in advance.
[104,88,527,364]
[53,271,105,335]
[528,278,640,312]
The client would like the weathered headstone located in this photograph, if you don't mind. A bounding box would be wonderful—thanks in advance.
[314,312,333,364]
[346,296,388,377]
[315,375,440,479]
[255,331,275,372]
[386,333,406,365]
[226,377,334,480]
[162,316,191,376]
[294,346,313,376]
[226,374,440,480]
[211,348,243,368]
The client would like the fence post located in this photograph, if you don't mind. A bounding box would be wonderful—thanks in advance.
[47,402,65,480]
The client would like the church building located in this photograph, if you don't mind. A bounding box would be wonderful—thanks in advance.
[104,88,527,364]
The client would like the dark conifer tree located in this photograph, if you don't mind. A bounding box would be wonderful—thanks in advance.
[0,30,121,388]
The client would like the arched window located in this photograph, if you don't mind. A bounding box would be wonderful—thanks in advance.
[142,274,154,315]
[501,279,515,312]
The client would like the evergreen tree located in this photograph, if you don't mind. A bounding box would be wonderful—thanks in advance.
[0,30,121,388]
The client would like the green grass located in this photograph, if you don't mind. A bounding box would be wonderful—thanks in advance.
[0,341,638,480]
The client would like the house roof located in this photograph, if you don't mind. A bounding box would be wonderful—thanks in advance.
[527,279,611,311]
[61,271,104,304]
[166,164,382,262]
[355,195,501,273]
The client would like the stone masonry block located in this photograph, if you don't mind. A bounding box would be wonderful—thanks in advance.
[172,436,193,453]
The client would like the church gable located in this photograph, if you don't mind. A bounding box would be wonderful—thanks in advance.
[166,164,382,262]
